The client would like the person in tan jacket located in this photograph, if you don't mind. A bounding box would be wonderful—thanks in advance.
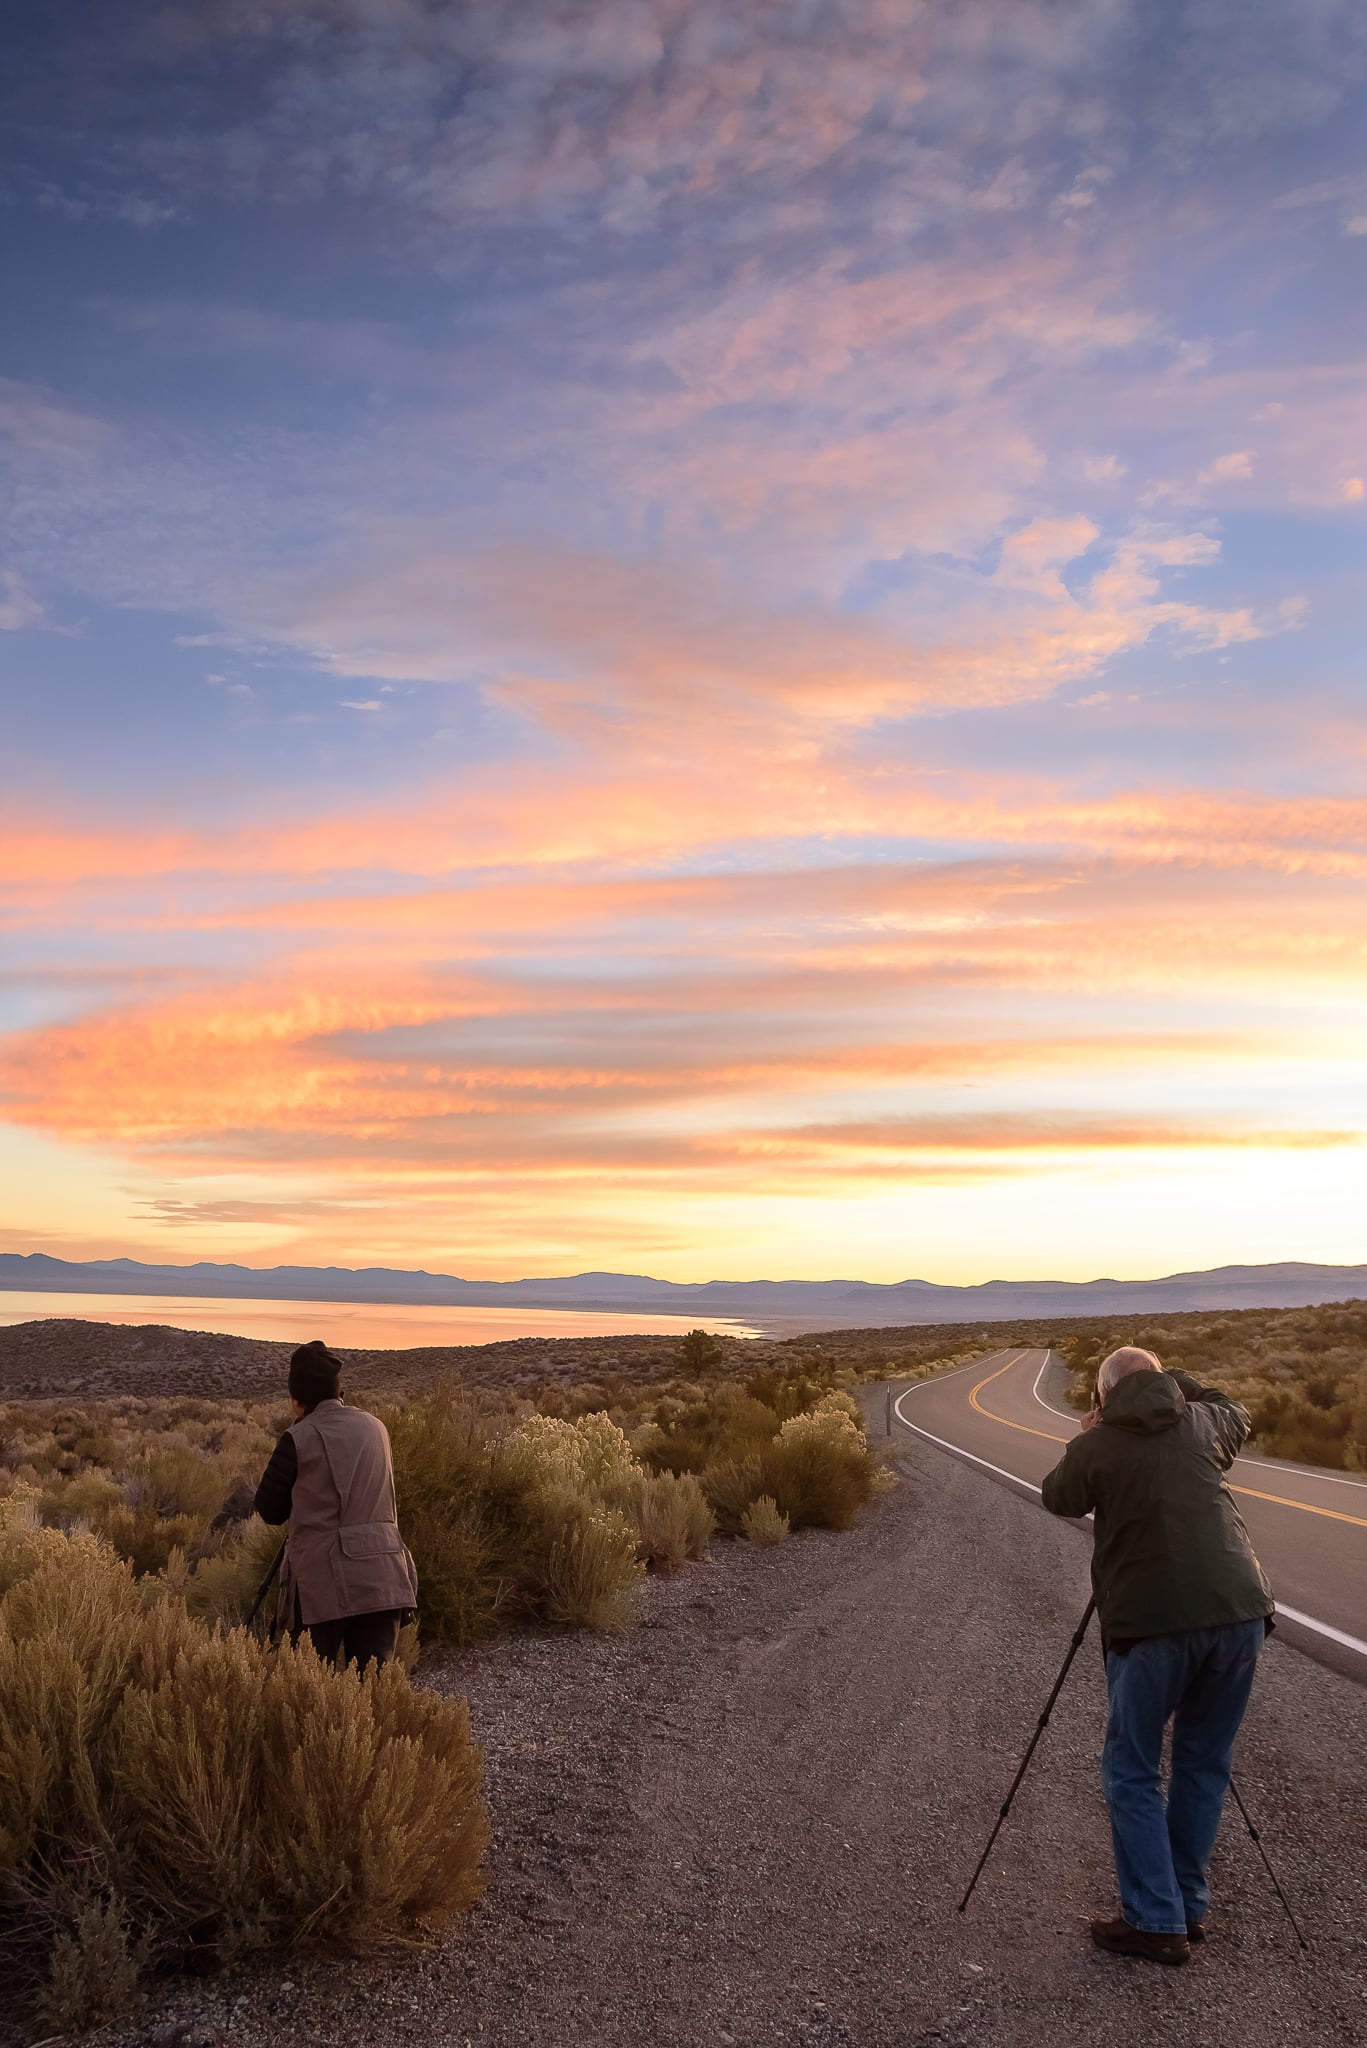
[254,1339,418,1669]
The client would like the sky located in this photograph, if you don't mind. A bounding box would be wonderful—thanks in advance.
[1,0,1366,1285]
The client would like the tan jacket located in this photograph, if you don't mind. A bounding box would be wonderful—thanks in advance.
[278,1399,418,1627]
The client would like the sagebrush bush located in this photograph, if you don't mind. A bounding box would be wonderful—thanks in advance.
[645,1388,786,1478]
[39,1889,146,2036]
[532,1500,643,1628]
[764,1396,880,1531]
[181,1514,285,1627]
[647,1382,881,1533]
[0,1492,487,2027]
[741,1494,790,1546]
[608,1469,715,1571]
[700,1453,767,1534]
[361,1389,652,1644]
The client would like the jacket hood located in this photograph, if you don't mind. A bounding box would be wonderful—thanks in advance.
[1101,1369,1187,1435]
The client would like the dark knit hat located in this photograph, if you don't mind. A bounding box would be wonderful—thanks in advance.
[288,1339,342,1409]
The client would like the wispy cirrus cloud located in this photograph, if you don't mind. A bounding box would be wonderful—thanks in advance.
[3,2,1366,1277]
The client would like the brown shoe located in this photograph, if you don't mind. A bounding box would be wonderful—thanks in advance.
[1186,1918,1207,1944]
[1090,1915,1190,1965]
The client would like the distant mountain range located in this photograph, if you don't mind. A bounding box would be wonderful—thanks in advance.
[2,1251,1365,1331]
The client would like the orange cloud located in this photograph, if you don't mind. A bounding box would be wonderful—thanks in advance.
[6,768,1367,935]
[279,522,1276,742]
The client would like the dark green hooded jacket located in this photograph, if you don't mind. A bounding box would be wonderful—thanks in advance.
[1041,1367,1274,1646]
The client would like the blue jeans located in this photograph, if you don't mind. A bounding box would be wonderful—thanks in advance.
[1101,1619,1264,1934]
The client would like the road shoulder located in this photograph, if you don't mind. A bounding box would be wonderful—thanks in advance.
[90,1417,1367,2048]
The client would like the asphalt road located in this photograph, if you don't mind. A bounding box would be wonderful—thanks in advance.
[894,1348,1367,1679]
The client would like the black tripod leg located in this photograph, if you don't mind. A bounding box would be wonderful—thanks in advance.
[1228,1777,1309,1951]
[958,1597,1096,1915]
[245,1541,285,1631]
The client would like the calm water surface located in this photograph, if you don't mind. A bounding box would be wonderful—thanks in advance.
[0,1291,760,1349]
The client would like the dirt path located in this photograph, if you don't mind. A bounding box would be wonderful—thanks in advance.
[101,1394,1367,2048]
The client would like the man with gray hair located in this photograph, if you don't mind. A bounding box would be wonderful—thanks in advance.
[1042,1344,1273,1965]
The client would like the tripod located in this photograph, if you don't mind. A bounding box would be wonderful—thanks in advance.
[245,1540,285,1632]
[959,1598,1308,1948]
[958,1596,1095,1914]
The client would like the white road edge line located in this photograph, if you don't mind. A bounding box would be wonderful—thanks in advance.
[1031,1350,1079,1423]
[1272,1604,1367,1658]
[891,1376,1367,1665]
[1238,1457,1367,1494]
[895,1376,1045,1498]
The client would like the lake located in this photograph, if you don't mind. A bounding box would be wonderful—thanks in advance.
[0,1290,760,1350]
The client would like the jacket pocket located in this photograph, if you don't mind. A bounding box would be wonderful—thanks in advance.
[338,1520,404,1558]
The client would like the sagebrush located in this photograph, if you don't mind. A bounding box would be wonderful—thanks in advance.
[0,1492,487,2029]
[0,1368,885,1648]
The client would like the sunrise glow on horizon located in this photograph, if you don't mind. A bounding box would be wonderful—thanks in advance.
[2,3,1366,1285]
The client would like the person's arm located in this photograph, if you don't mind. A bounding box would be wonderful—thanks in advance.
[1041,1435,1095,1519]
[254,1430,298,1525]
[1166,1368,1251,1464]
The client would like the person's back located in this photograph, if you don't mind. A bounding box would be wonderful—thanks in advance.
[1043,1366,1271,1645]
[255,1339,417,1669]
[285,1397,418,1630]
[1042,1347,1273,1964]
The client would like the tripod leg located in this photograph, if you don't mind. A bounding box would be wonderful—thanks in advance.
[958,1598,1095,1914]
[1228,1777,1309,1950]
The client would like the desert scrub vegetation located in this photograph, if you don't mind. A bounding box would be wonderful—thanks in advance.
[0,1392,282,1575]
[0,1490,487,2034]
[639,1375,884,1534]
[377,1395,657,1642]
[740,1494,790,1545]
[0,1366,881,1653]
[1053,1299,1367,1469]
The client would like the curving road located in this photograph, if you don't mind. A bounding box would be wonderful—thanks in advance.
[894,1348,1367,1677]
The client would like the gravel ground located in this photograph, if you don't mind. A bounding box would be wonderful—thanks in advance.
[88,1391,1367,2048]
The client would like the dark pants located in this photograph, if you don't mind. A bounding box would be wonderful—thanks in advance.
[301,1608,403,1671]
[1102,1619,1264,1932]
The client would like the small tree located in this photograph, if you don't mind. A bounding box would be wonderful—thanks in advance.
[680,1327,724,1375]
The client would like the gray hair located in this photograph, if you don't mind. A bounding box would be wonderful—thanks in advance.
[1096,1345,1163,1402]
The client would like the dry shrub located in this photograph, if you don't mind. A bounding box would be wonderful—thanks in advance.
[741,1495,790,1546]
[374,1387,647,1642]
[646,1389,786,1478]
[113,1628,486,1950]
[700,1454,766,1534]
[501,1410,639,1497]
[39,1890,146,2035]
[762,1396,879,1532]
[0,1492,487,2027]
[531,1499,642,1628]
[377,1384,519,1642]
[610,1469,714,1571]
[401,1497,508,1645]
[182,1515,285,1627]
[42,1469,125,1528]
[124,1444,228,1520]
[658,1386,881,1536]
[97,1498,205,1576]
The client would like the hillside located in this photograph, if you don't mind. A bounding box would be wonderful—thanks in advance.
[3,1295,1364,1467]
[5,1250,1367,1328]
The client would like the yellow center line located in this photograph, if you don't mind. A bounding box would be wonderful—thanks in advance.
[967,1352,1367,1533]
[1224,1482,1367,1529]
[969,1351,1071,1445]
